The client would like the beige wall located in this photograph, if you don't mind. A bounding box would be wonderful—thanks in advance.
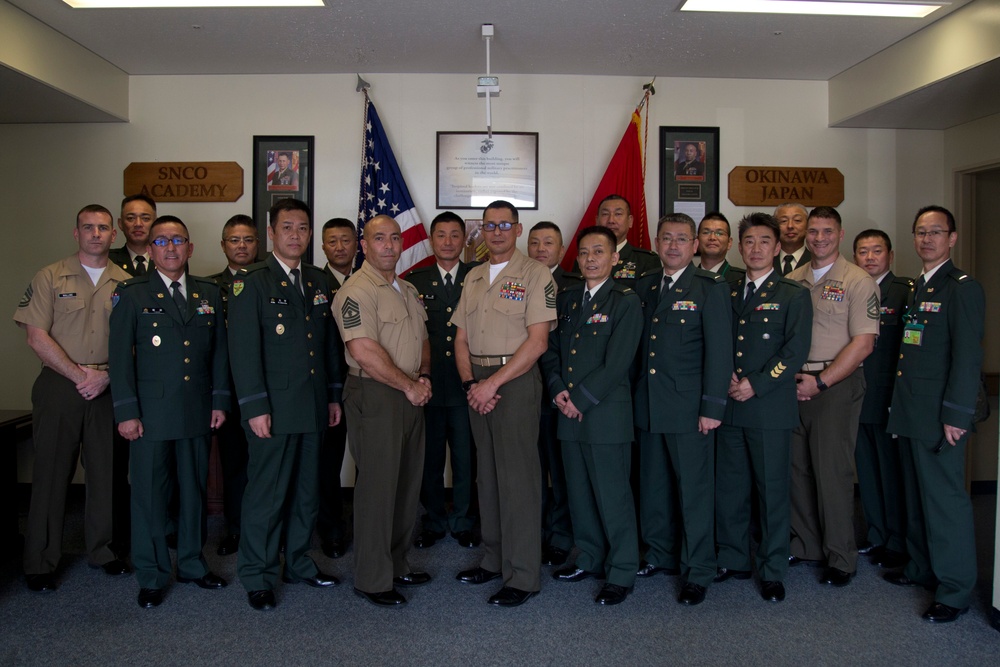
[2,71,972,478]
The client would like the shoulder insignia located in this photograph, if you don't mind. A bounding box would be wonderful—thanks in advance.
[341,296,361,329]
[232,280,244,297]
[638,269,661,279]
[636,247,657,256]
[18,283,33,308]
[545,280,556,308]
[867,292,879,319]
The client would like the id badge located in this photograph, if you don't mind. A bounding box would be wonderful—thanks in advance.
[902,322,924,346]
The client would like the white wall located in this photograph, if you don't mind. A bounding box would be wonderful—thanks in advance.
[1,72,946,417]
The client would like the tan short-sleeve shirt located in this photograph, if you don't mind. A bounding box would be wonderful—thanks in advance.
[451,249,557,356]
[789,253,879,363]
[333,260,428,377]
[13,254,130,365]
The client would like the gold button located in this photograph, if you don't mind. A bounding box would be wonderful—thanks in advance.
[305,315,310,321]
[568,367,573,373]
[152,322,158,328]
[649,352,655,357]
[897,370,902,376]
[310,369,315,375]
[307,333,313,339]
[649,368,656,375]
[737,335,744,341]
[568,382,574,389]
[309,351,315,357]
[184,340,190,347]
[446,336,452,342]
[763,317,769,323]
[570,349,576,355]
[736,351,743,357]
[184,358,190,364]
[183,375,190,381]
[446,307,453,313]
[736,368,742,374]
[739,319,745,325]
[207,321,212,326]
[899,353,903,359]
[652,317,659,323]
[650,335,656,340]
[680,319,686,324]
[446,351,452,357]
[575,333,580,339]
[447,322,453,327]
[278,313,283,318]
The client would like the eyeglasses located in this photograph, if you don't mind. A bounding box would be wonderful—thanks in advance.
[151,237,189,247]
[225,236,257,245]
[699,229,729,237]
[658,235,693,246]
[913,229,949,240]
[482,222,515,232]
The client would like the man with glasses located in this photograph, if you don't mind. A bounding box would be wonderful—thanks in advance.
[228,199,343,611]
[110,216,230,608]
[14,204,131,593]
[208,215,259,556]
[696,212,745,285]
[787,207,878,588]
[883,206,983,624]
[452,200,557,607]
[634,212,732,606]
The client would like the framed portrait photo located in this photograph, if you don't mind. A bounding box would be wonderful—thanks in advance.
[252,135,315,258]
[659,127,720,222]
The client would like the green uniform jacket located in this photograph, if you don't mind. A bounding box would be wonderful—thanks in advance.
[208,266,235,319]
[109,272,230,439]
[108,245,150,277]
[552,266,583,292]
[887,260,984,436]
[633,263,733,433]
[227,256,342,434]
[724,272,812,430]
[323,266,350,387]
[717,260,746,287]
[859,272,912,424]
[407,262,477,408]
[540,280,642,444]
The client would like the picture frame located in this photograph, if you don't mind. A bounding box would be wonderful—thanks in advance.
[252,135,315,259]
[436,132,539,209]
[659,126,720,221]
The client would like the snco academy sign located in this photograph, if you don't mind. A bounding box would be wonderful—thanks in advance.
[124,162,243,202]
[728,167,843,207]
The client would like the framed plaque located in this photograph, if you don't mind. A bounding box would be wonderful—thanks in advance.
[436,132,539,209]
[252,135,315,258]
[659,126,720,221]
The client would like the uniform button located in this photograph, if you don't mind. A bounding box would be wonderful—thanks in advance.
[305,315,310,321]
[183,375,190,381]
[763,317,769,323]
[652,317,659,323]
[446,336,453,342]
[309,351,315,357]
[278,313,283,318]
[739,319,745,325]
[570,349,576,355]
[568,382,574,389]
[446,307,453,313]
[897,370,902,376]
[310,369,316,375]
[446,351,452,357]
[737,335,744,341]
[650,335,656,340]
[680,319,686,324]
[649,368,656,375]
[447,322,453,327]
[568,367,573,373]
[736,368,742,374]
[649,352,655,357]
[184,358,190,364]
[736,351,743,357]
[307,333,313,339]
[575,333,580,339]
[152,322,158,328]
[899,353,903,359]
[184,340,190,347]
[207,321,212,326]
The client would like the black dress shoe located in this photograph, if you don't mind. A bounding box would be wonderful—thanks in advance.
[760,580,786,602]
[872,548,908,569]
[857,541,878,555]
[177,572,227,589]
[636,560,680,577]
[99,559,130,576]
[414,529,446,549]
[552,566,603,582]
[282,571,340,587]
[456,567,502,585]
[355,587,406,606]
[453,530,480,548]
[487,586,536,607]
[137,588,164,608]
[883,571,927,588]
[713,567,751,583]
[541,545,569,566]
[26,574,57,592]
[321,538,348,559]
[820,567,853,587]
[217,534,240,556]
[922,602,968,623]
[677,582,707,606]
[393,571,432,587]
[595,583,632,605]
[247,589,276,610]
[788,555,822,567]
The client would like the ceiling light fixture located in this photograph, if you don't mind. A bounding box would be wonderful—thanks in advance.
[63,0,324,8]
[680,0,948,18]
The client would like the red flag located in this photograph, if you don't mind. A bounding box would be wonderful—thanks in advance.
[561,108,649,271]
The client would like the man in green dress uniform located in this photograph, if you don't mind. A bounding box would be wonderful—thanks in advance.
[714,213,812,603]
[575,194,659,290]
[634,213,732,606]
[883,206,984,624]
[541,226,642,605]
[228,199,343,611]
[696,212,745,286]
[110,216,230,608]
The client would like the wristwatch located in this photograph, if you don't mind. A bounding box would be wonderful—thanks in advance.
[462,379,478,392]
[815,375,829,392]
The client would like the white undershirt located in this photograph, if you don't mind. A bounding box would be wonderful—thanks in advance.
[489,261,509,285]
[82,265,104,286]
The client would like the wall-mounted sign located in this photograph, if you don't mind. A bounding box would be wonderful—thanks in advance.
[728,167,843,207]
[124,162,244,202]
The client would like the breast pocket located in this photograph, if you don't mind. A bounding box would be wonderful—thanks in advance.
[493,295,527,337]
[263,308,298,344]
[665,308,702,343]
[54,297,85,314]
[814,296,847,330]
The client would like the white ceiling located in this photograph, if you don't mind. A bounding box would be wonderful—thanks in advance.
[3,0,992,126]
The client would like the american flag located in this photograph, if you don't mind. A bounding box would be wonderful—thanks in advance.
[357,93,432,276]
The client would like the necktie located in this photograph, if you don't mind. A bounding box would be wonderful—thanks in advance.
[659,276,672,304]
[290,268,304,297]
[916,275,926,294]
[134,256,147,276]
[582,290,591,309]
[170,281,186,315]
[445,272,454,298]
[782,255,794,276]
[744,280,756,304]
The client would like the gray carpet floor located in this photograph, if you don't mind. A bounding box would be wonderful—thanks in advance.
[1,493,998,666]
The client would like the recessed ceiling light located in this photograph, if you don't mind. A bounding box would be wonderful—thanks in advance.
[63,0,324,7]
[681,0,947,18]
